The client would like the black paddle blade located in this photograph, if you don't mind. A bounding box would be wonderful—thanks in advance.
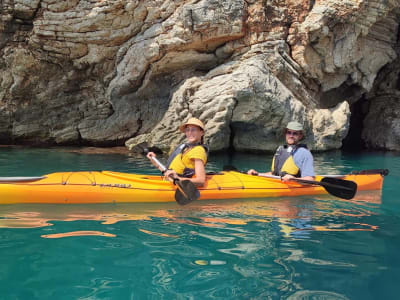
[174,180,200,205]
[320,177,357,200]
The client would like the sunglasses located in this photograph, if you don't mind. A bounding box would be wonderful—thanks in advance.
[184,127,200,133]
[286,130,301,136]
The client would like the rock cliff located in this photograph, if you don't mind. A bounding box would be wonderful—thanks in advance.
[1,0,399,152]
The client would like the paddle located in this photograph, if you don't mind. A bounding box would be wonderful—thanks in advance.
[259,174,357,200]
[0,176,46,183]
[320,169,390,177]
[145,149,200,205]
[223,165,357,200]
[350,169,389,176]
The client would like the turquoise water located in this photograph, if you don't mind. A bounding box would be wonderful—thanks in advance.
[0,147,399,299]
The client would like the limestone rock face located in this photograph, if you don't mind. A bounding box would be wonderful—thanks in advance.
[1,0,400,151]
[362,94,400,150]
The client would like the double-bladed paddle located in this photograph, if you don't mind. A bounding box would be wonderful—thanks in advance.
[223,165,357,200]
[145,150,200,205]
[259,173,357,200]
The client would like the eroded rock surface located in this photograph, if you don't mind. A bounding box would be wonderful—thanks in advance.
[1,0,399,151]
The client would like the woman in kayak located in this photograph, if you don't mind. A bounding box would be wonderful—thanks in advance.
[248,121,315,182]
[146,118,208,186]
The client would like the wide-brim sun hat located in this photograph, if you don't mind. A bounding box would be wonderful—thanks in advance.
[179,117,205,133]
[286,121,304,131]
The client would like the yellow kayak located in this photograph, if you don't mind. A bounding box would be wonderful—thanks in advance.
[0,170,386,204]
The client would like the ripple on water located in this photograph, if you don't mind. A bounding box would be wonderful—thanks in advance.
[287,290,350,300]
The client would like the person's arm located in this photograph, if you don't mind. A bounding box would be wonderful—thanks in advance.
[164,159,206,186]
[249,152,276,176]
[281,174,314,182]
[298,151,315,180]
[247,169,272,176]
[282,150,315,182]
[146,151,165,173]
[191,159,206,186]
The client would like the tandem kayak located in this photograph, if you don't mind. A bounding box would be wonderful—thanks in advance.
[0,169,387,204]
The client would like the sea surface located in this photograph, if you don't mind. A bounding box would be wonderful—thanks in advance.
[0,147,399,300]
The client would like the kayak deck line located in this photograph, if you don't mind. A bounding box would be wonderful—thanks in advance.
[0,170,385,204]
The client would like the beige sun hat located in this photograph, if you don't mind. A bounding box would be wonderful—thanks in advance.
[179,117,205,133]
[286,121,304,131]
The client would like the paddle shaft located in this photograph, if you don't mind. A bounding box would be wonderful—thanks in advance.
[147,153,199,204]
[0,176,46,183]
[320,169,389,178]
[148,155,181,186]
[149,155,167,173]
[258,173,354,191]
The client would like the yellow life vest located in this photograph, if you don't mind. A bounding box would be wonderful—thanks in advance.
[166,144,208,177]
[271,145,306,177]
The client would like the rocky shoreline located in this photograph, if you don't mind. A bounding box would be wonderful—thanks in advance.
[1,1,400,153]
[0,144,131,154]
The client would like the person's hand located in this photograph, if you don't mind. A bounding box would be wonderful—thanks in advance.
[247,169,258,176]
[146,151,156,160]
[164,169,178,179]
[281,174,295,182]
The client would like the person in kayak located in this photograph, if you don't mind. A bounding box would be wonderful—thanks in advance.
[247,121,315,182]
[146,117,208,186]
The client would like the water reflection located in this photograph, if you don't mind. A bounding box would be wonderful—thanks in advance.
[41,231,116,238]
[0,192,382,239]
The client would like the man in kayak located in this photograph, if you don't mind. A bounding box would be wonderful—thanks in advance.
[147,118,208,186]
[247,121,315,182]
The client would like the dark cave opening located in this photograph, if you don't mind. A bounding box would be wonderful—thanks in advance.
[341,97,368,152]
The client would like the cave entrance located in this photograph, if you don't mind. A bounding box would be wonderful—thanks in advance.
[341,96,368,152]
